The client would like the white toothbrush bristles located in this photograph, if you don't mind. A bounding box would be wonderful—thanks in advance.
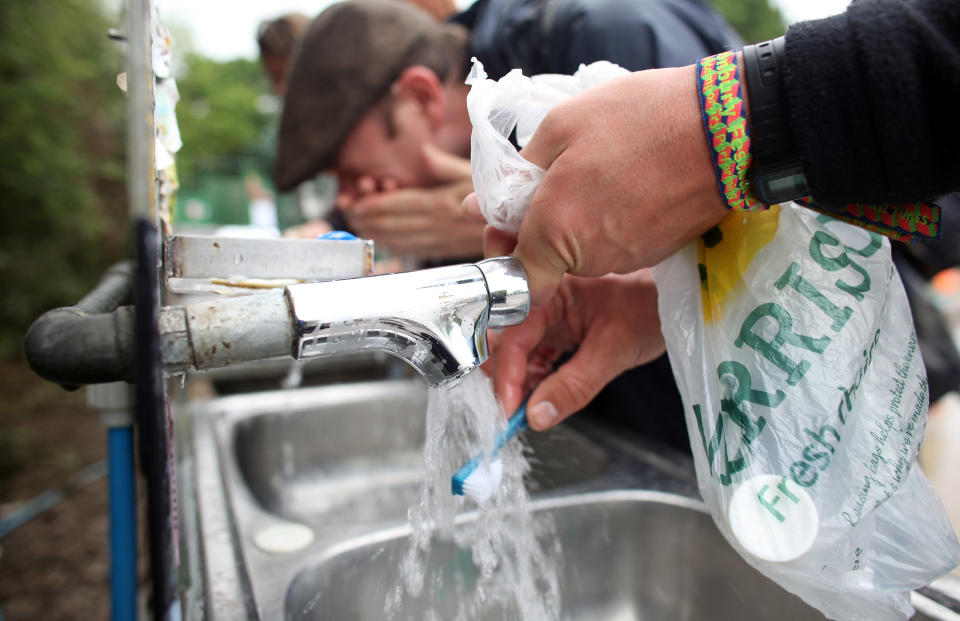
[461,459,504,503]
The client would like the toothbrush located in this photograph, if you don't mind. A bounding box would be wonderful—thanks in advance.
[451,401,529,502]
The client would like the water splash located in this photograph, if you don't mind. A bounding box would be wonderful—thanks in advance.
[386,371,562,620]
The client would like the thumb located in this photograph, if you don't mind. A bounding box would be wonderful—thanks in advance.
[512,224,566,308]
[422,142,472,182]
[524,327,634,431]
[511,111,571,307]
[516,109,566,171]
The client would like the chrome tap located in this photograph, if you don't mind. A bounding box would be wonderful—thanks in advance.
[160,257,529,386]
[286,257,528,386]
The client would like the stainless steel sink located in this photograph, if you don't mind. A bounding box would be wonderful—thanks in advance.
[288,491,823,620]
[229,379,614,528]
[175,377,960,621]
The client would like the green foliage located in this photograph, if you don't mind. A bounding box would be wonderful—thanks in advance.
[710,0,787,44]
[0,0,127,359]
[174,55,274,187]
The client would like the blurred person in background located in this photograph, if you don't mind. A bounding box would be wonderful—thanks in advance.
[407,0,458,20]
[275,0,741,264]
[273,0,741,452]
[267,2,457,242]
[258,12,337,237]
[257,12,310,97]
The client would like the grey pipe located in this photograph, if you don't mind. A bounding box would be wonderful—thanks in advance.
[24,261,137,389]
[25,257,530,389]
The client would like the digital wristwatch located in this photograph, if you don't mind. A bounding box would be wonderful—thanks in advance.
[742,37,810,205]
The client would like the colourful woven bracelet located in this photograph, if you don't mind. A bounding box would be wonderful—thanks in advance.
[696,51,766,212]
[794,197,941,243]
[695,51,941,242]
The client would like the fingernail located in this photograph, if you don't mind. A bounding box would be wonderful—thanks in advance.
[530,401,558,429]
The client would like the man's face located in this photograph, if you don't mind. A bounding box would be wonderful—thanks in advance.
[333,98,440,202]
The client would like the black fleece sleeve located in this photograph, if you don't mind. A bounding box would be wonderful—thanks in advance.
[782,0,960,205]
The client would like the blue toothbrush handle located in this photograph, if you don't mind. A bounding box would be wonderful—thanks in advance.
[451,400,530,496]
[491,401,529,455]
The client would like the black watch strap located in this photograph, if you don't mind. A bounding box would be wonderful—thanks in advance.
[743,37,809,204]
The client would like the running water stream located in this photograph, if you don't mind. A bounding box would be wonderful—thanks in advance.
[386,371,562,620]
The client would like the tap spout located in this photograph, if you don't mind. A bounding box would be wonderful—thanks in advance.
[285,257,529,386]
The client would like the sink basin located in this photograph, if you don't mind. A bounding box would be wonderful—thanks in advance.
[229,379,613,526]
[288,491,825,620]
[176,378,960,621]
[287,490,956,621]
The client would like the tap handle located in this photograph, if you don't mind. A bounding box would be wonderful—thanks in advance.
[477,257,530,328]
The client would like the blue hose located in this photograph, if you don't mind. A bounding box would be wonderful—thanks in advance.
[108,426,138,621]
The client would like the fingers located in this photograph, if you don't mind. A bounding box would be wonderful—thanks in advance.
[336,187,357,209]
[422,143,472,182]
[524,325,634,431]
[339,176,399,210]
[483,226,518,258]
[463,192,481,217]
[283,220,333,239]
[356,176,376,196]
[490,311,550,417]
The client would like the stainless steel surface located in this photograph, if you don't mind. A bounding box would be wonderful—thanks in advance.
[477,257,530,328]
[287,492,823,620]
[286,257,529,386]
[157,257,528,385]
[227,380,610,526]
[164,234,374,293]
[177,378,958,620]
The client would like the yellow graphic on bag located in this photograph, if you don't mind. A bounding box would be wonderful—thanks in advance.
[699,204,780,323]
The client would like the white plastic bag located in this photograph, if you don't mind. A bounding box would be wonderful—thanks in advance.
[653,204,960,620]
[465,60,960,620]
[465,58,628,232]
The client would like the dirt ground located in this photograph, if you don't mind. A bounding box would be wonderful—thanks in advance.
[0,360,146,620]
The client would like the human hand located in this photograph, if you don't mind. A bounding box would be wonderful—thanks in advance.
[466,65,729,306]
[340,144,486,260]
[283,219,333,239]
[486,269,665,431]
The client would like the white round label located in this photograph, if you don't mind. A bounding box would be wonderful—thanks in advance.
[727,473,818,563]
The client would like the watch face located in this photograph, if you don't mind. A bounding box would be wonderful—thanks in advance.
[767,172,808,197]
[757,166,809,204]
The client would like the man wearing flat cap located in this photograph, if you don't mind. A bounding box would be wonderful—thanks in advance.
[276,0,740,452]
[276,0,739,263]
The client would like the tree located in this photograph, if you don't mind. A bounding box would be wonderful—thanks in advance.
[174,55,274,188]
[0,0,127,359]
[710,0,787,44]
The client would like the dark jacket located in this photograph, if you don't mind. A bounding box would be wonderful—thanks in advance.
[454,0,742,80]
[783,0,960,205]
[784,0,960,402]
[453,0,741,453]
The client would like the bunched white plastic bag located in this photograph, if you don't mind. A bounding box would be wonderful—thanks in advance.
[465,60,960,621]
[466,58,627,232]
[653,204,960,620]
